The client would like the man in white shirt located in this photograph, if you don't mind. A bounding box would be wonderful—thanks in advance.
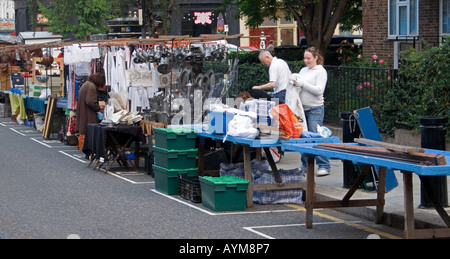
[252,51,291,104]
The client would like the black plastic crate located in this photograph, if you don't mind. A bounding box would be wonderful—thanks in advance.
[178,174,202,203]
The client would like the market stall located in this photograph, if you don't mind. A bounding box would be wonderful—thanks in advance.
[282,141,450,239]
[197,131,340,207]
[84,123,146,173]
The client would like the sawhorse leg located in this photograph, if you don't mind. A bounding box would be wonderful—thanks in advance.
[403,171,450,239]
[305,159,386,229]
[243,145,253,208]
[105,134,136,174]
[305,156,315,229]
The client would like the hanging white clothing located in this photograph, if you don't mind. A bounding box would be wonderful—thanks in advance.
[116,48,128,93]
[64,44,100,65]
[129,86,150,113]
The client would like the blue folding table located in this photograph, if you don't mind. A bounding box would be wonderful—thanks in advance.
[197,132,340,207]
[282,142,450,239]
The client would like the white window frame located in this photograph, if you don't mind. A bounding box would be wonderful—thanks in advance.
[441,0,450,36]
[388,0,419,39]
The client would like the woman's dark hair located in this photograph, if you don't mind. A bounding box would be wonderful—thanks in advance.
[305,47,324,65]
[88,72,106,88]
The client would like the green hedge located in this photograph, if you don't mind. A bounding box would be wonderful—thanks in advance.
[377,37,450,139]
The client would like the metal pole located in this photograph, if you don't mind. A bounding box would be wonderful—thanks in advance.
[141,0,147,38]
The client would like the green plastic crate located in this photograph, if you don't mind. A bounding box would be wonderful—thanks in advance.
[199,176,249,211]
[153,127,197,150]
[153,146,198,169]
[153,164,198,195]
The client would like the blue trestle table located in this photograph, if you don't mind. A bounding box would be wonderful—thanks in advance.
[197,132,340,207]
[282,142,450,239]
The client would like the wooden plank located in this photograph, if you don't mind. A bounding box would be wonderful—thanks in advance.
[316,143,447,165]
[355,138,425,153]
[418,175,450,227]
[42,96,56,140]
[402,171,415,239]
[243,145,253,208]
[413,228,450,239]
[355,107,399,192]
[343,164,372,201]
[376,167,387,224]
[252,182,306,191]
[305,157,315,229]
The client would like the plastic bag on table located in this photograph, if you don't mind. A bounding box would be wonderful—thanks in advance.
[224,115,259,141]
[271,104,302,139]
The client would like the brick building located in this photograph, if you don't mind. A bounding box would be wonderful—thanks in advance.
[363,0,448,68]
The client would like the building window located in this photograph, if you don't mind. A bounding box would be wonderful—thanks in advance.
[443,0,450,35]
[247,15,297,48]
[389,0,418,37]
[182,11,220,37]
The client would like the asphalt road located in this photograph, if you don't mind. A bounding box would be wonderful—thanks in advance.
[0,118,404,243]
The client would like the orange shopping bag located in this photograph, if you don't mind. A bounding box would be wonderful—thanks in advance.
[271,104,302,139]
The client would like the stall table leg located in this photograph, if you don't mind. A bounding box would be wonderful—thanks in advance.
[104,134,137,174]
[403,171,450,239]
[243,145,253,208]
[306,156,315,229]
[305,156,386,229]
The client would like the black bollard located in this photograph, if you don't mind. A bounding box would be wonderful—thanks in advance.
[340,111,361,188]
[418,116,448,209]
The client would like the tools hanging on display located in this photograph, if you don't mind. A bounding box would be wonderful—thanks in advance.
[132,42,228,71]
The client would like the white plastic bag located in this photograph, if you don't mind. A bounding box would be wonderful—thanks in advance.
[224,115,259,142]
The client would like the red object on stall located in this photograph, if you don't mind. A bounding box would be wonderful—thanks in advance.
[271,104,302,139]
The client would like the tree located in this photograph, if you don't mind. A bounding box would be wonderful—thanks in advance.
[137,0,176,37]
[108,0,177,38]
[39,0,112,41]
[226,0,354,56]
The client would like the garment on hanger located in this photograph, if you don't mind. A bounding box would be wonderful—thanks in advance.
[64,44,100,65]
[129,86,150,113]
[115,48,128,93]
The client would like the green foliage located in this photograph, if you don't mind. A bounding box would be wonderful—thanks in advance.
[39,0,112,40]
[377,37,450,139]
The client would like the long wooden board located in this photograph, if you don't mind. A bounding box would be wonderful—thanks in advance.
[354,138,425,154]
[42,96,57,140]
[316,143,447,165]
[355,107,399,191]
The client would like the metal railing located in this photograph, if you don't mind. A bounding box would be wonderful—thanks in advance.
[323,66,398,124]
[203,63,398,125]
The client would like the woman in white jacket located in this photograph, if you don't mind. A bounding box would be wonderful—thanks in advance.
[290,47,331,177]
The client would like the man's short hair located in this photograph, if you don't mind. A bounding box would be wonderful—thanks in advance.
[259,50,272,59]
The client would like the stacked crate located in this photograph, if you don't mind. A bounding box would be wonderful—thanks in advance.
[152,128,198,195]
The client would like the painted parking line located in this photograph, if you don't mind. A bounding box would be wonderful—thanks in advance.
[30,138,72,149]
[0,122,21,127]
[150,189,299,216]
[58,150,89,163]
[243,221,361,239]
[286,204,402,239]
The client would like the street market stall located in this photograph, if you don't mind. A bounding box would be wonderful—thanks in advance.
[282,141,450,239]
[197,131,340,207]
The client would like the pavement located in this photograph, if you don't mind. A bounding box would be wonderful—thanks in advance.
[276,150,450,231]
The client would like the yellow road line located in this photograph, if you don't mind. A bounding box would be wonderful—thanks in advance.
[286,204,402,239]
